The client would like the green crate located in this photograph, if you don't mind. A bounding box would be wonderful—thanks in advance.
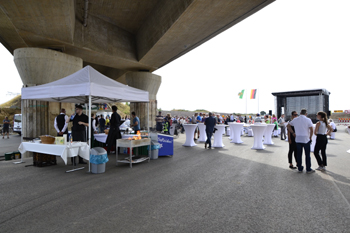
[13,151,21,160]
[136,146,149,156]
[5,152,15,161]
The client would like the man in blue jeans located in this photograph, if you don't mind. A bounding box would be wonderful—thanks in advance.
[204,112,216,149]
[287,109,315,174]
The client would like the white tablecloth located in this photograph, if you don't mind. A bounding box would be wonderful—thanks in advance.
[18,142,90,165]
[263,124,275,145]
[251,125,267,150]
[183,124,198,147]
[228,123,235,140]
[230,123,244,144]
[94,133,108,143]
[197,123,207,142]
[213,125,227,148]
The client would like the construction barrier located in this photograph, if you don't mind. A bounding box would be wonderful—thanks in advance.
[338,118,350,123]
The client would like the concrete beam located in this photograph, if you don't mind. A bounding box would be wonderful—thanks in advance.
[0,0,75,46]
[138,0,275,68]
[136,0,194,61]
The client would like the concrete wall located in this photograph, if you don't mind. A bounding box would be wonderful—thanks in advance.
[125,72,161,129]
[14,48,82,140]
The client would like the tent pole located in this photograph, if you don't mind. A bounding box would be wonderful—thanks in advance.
[88,95,92,173]
[147,102,150,160]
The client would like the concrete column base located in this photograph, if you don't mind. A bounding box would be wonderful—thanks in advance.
[14,48,82,152]
[125,72,161,129]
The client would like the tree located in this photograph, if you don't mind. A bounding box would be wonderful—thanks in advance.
[260,111,266,116]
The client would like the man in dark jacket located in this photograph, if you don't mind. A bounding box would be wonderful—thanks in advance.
[99,115,106,133]
[106,106,122,154]
[204,112,216,149]
[67,105,89,165]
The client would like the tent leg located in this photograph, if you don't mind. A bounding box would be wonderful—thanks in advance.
[87,95,92,173]
[147,102,150,161]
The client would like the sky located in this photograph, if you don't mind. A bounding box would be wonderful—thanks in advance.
[1,0,349,114]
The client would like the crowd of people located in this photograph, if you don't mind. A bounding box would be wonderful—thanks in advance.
[156,109,337,174]
[51,105,142,164]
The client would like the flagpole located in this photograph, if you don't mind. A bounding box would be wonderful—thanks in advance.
[258,89,260,114]
[245,89,247,115]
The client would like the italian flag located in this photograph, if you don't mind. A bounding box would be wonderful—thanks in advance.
[238,90,244,99]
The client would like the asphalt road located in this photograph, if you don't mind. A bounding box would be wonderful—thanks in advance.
[0,133,21,159]
[0,126,350,233]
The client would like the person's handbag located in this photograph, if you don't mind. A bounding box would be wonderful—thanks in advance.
[333,127,337,132]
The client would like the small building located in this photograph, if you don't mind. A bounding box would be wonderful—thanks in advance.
[272,89,330,123]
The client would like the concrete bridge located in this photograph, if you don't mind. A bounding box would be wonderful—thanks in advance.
[0,0,275,137]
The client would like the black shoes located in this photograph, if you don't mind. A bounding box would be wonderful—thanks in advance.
[205,143,207,149]
[289,165,297,169]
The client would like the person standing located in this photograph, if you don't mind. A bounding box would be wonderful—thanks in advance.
[99,115,106,133]
[287,111,298,169]
[314,111,332,171]
[131,111,140,134]
[54,109,69,138]
[255,113,262,123]
[156,111,164,132]
[106,106,122,154]
[105,116,110,128]
[287,109,315,174]
[2,116,10,139]
[197,113,202,138]
[204,112,216,149]
[329,119,336,139]
[279,114,286,140]
[67,105,88,165]
[192,113,199,140]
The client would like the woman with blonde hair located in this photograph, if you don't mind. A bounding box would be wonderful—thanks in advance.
[314,111,332,171]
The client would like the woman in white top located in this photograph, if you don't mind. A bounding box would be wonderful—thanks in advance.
[314,111,332,171]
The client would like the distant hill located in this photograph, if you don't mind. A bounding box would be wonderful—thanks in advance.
[0,95,21,109]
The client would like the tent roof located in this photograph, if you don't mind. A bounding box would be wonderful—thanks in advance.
[21,66,149,103]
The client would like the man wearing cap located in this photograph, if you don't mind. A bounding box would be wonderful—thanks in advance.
[67,105,89,165]
[255,113,262,123]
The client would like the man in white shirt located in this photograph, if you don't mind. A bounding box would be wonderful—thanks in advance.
[54,109,69,136]
[329,119,336,139]
[287,109,315,173]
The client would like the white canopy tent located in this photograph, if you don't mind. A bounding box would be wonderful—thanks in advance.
[20,65,150,172]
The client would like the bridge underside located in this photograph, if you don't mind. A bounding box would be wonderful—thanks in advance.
[0,0,275,143]
[0,0,275,81]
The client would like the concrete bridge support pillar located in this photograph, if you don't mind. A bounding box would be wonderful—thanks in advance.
[14,48,82,144]
[125,72,161,130]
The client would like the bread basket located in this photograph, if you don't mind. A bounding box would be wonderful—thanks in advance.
[39,135,55,144]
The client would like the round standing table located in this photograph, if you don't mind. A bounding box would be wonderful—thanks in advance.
[230,123,244,144]
[183,124,198,147]
[213,125,227,148]
[263,124,275,145]
[228,123,235,140]
[197,123,207,142]
[251,124,267,150]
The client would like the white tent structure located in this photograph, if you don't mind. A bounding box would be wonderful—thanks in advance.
[20,65,150,172]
